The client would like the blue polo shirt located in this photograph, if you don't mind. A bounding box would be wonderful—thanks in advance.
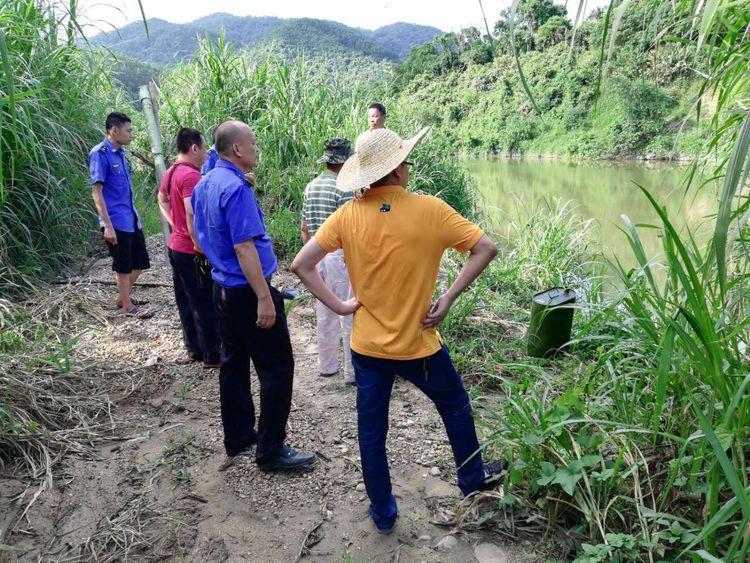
[88,138,142,232]
[201,148,220,175]
[191,159,278,288]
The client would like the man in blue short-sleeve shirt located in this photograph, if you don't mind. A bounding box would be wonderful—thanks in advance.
[89,111,152,319]
[191,120,315,471]
[191,161,277,287]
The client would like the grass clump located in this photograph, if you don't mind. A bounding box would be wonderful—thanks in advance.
[438,159,747,560]
[0,1,125,293]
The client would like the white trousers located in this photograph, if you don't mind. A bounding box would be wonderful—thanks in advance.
[316,250,354,382]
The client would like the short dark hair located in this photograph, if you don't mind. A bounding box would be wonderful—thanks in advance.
[176,127,204,154]
[368,103,387,117]
[105,112,131,132]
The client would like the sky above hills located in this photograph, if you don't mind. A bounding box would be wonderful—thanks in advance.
[81,0,611,35]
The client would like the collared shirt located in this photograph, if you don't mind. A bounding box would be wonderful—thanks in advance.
[315,185,484,360]
[89,138,141,232]
[302,169,353,235]
[158,160,201,254]
[191,159,277,288]
[201,148,220,175]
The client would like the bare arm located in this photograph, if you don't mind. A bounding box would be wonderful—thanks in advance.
[158,191,173,229]
[234,239,276,329]
[291,239,360,315]
[91,182,116,244]
[183,196,202,254]
[422,234,498,329]
[300,220,311,245]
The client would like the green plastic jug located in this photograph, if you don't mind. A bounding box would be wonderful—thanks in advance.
[527,287,576,358]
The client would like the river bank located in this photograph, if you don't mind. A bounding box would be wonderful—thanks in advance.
[457,151,698,164]
[0,236,535,561]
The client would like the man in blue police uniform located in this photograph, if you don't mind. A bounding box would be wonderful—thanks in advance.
[191,119,316,471]
[89,112,153,319]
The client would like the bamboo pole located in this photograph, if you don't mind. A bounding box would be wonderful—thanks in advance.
[138,83,170,249]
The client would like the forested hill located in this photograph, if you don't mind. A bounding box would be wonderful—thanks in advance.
[90,14,442,66]
[391,0,704,159]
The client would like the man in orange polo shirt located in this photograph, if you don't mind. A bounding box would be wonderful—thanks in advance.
[291,127,507,534]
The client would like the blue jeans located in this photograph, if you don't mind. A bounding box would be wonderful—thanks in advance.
[352,345,485,531]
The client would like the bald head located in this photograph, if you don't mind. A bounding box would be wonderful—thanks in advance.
[215,120,250,157]
[214,120,259,172]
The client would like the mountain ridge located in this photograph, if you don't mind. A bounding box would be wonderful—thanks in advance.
[90,14,443,65]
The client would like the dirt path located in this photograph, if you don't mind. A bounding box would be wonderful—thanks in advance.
[2,238,526,562]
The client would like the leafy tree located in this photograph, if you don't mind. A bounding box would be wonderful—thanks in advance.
[395,42,443,86]
[458,26,494,65]
[435,32,461,69]
[517,0,567,33]
[493,8,537,53]
[537,15,571,50]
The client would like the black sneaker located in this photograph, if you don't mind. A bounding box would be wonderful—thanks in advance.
[257,445,317,472]
[480,459,509,491]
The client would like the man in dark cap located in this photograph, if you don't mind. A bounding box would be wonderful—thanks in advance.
[300,137,356,383]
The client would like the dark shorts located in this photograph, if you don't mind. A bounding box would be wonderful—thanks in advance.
[104,228,151,274]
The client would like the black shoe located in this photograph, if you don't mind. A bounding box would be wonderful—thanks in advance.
[480,459,509,491]
[257,445,317,472]
[320,371,338,378]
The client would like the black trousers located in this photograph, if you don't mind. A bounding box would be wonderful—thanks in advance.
[168,249,220,364]
[213,282,294,460]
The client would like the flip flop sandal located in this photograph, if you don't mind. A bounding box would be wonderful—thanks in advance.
[116,297,149,308]
[124,306,154,319]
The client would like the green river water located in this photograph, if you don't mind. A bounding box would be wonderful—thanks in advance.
[462,158,718,269]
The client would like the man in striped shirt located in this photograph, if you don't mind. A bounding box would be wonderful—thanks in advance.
[301,137,355,383]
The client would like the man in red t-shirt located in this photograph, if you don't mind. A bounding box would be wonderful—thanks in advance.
[158,127,220,368]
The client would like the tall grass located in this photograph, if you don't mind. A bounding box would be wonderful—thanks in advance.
[154,35,476,256]
[0,0,122,293]
[461,1,750,559]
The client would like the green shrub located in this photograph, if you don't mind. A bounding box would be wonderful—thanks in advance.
[0,1,122,292]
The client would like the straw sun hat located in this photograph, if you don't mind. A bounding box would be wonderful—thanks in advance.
[336,127,430,195]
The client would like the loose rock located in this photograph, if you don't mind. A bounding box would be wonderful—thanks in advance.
[436,535,458,551]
